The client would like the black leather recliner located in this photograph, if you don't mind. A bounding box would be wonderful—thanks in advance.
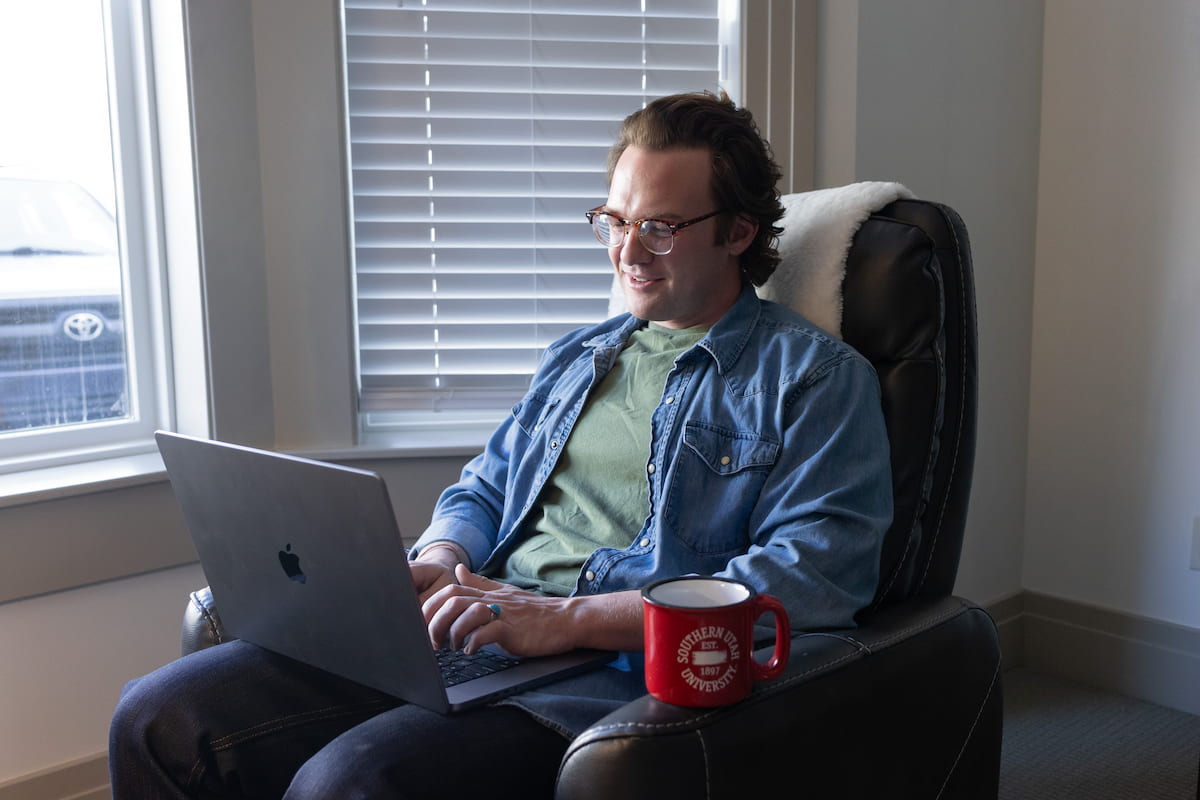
[183,198,1000,799]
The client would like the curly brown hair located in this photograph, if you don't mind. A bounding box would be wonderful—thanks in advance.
[606,91,785,286]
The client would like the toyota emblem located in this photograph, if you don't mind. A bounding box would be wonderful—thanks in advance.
[63,312,105,342]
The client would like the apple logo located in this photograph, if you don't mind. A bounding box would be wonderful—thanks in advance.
[278,543,307,584]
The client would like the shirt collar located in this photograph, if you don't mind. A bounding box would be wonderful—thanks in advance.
[696,284,762,373]
[585,284,762,374]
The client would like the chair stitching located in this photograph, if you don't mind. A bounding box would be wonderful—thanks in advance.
[934,655,1001,799]
[837,634,871,655]
[794,631,873,655]
[866,600,969,651]
[697,727,712,800]
[917,204,969,593]
[579,650,862,737]
[202,606,223,646]
[186,755,207,790]
[190,592,223,646]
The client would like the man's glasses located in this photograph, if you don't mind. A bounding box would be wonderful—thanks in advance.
[584,207,723,256]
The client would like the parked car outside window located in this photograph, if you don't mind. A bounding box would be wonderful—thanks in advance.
[0,176,128,431]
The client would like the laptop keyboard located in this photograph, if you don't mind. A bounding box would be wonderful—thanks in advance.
[436,647,521,687]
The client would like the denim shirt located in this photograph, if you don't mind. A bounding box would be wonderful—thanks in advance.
[411,285,893,736]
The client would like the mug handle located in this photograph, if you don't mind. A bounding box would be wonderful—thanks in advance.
[750,594,790,681]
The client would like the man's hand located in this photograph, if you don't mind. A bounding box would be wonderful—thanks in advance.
[422,565,644,657]
[409,562,457,604]
[410,542,467,603]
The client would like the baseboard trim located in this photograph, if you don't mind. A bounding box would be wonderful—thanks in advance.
[0,752,108,800]
[986,591,1200,716]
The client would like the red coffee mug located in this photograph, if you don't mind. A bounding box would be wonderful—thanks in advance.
[642,576,790,707]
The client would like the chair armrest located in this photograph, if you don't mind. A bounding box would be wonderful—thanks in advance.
[182,586,1002,798]
[556,596,1002,800]
[181,585,234,656]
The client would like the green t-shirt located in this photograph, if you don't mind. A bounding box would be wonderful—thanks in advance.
[499,323,708,595]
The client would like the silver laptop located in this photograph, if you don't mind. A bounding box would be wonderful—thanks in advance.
[156,431,613,714]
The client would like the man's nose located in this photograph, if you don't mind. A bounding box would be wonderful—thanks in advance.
[619,224,653,264]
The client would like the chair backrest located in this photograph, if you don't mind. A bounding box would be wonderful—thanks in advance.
[839,199,978,614]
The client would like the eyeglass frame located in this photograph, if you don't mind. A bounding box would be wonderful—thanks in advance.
[584,206,724,255]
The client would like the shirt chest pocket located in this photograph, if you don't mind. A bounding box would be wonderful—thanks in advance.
[682,421,780,475]
[664,422,781,557]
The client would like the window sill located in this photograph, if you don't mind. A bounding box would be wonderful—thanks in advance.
[299,419,494,463]
[0,421,494,509]
[0,449,168,510]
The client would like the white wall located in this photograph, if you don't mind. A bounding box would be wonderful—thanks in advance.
[1025,0,1200,628]
[818,0,1046,606]
[0,563,205,782]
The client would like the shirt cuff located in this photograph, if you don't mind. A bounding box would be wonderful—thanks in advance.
[411,517,496,571]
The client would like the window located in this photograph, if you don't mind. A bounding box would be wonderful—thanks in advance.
[342,0,729,426]
[0,0,169,471]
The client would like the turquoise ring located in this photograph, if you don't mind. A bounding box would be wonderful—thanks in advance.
[487,603,502,621]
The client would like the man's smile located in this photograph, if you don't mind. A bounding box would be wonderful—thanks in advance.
[623,271,662,286]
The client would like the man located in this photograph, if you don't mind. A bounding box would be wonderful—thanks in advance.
[109,91,892,799]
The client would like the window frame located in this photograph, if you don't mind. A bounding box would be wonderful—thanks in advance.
[0,0,177,475]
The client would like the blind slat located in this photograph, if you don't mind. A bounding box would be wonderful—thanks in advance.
[354,248,612,273]
[353,195,605,220]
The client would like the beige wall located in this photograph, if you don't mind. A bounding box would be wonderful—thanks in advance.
[1025,0,1200,627]
[820,0,1046,606]
[0,564,207,783]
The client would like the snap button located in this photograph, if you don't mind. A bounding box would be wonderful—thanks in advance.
[585,570,596,581]
[720,455,731,466]
[550,441,559,449]
[639,538,650,548]
[647,463,656,474]
[664,395,675,404]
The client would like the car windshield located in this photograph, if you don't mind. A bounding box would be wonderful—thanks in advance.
[0,178,117,255]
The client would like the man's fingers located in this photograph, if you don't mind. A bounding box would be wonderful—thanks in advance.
[426,592,488,649]
[453,602,503,653]
[410,562,455,602]
[422,580,480,622]
[454,564,504,591]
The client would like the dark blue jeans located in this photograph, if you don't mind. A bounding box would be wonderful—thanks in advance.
[108,640,569,799]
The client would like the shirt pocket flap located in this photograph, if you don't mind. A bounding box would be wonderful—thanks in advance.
[683,422,780,475]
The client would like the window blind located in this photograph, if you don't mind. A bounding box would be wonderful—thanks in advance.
[343,0,721,415]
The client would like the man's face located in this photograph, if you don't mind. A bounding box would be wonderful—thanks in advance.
[605,146,756,329]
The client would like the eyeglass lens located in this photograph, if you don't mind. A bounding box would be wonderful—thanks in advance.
[592,214,675,255]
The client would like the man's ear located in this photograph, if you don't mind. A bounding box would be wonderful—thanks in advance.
[726,214,758,257]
